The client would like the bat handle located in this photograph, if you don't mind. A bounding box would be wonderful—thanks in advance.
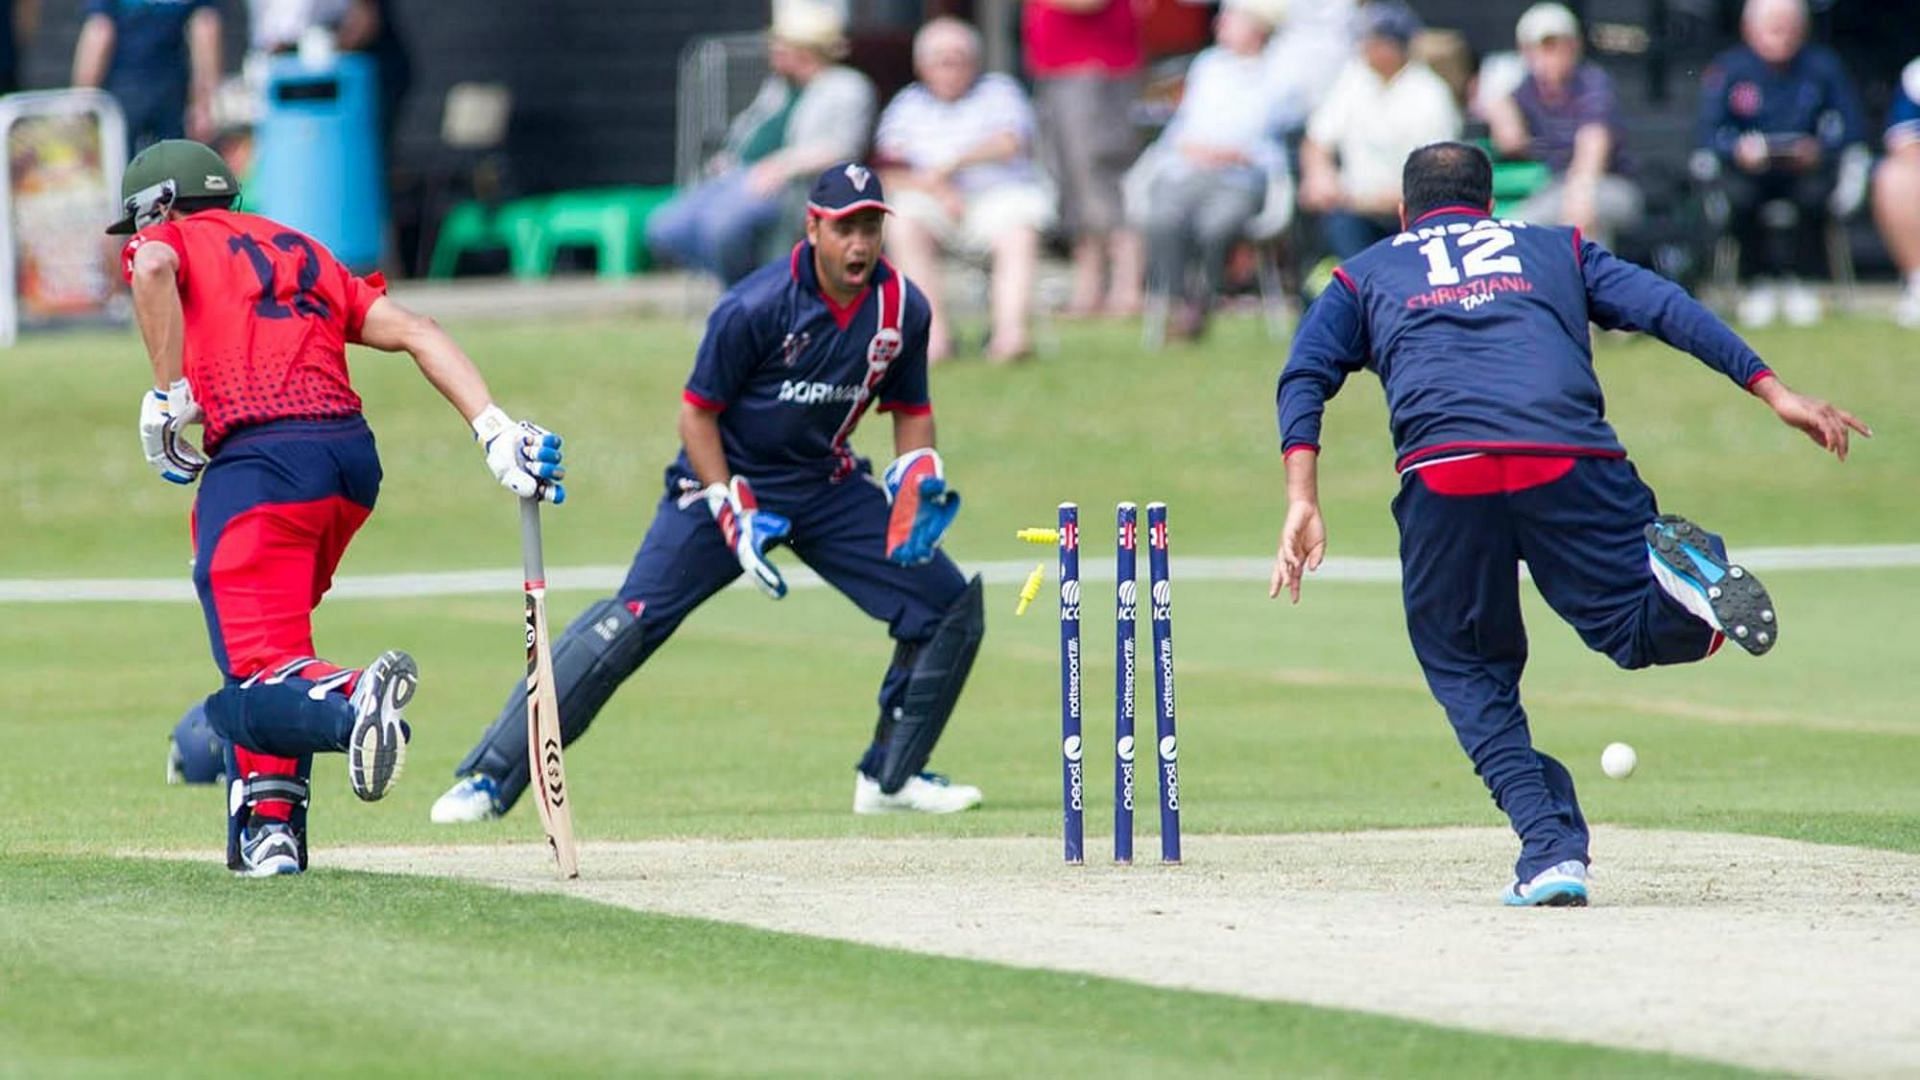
[518,497,546,583]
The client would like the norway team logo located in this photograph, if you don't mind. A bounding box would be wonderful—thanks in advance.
[844,163,872,192]
[867,326,903,369]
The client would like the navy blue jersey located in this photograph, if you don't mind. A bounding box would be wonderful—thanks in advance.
[1889,58,1920,149]
[677,244,933,489]
[1277,208,1771,472]
[1697,43,1866,162]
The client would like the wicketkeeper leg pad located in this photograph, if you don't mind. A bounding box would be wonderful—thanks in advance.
[458,597,650,812]
[875,575,984,794]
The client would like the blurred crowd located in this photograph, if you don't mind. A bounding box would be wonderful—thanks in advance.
[654,0,1920,355]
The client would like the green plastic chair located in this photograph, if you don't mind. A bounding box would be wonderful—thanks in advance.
[428,197,550,280]
[528,186,678,279]
[1491,160,1553,217]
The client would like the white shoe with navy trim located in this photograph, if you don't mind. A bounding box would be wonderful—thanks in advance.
[853,771,983,814]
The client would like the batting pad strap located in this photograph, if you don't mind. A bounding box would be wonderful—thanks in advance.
[238,773,312,810]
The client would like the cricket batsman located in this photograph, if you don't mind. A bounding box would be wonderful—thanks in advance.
[1272,142,1869,906]
[431,163,985,823]
[116,140,567,876]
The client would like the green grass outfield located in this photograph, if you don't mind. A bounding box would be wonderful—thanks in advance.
[4,311,1913,1076]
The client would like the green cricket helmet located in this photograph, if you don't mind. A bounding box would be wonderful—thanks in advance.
[105,139,239,236]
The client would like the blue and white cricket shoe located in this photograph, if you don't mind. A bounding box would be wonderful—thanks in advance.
[347,650,417,801]
[1503,859,1589,907]
[236,821,303,878]
[1645,514,1777,656]
[853,771,983,814]
[430,774,504,824]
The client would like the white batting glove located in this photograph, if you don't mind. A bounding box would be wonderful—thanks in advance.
[473,404,565,503]
[138,382,208,485]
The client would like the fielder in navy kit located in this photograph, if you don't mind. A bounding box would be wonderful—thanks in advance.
[1272,143,1869,906]
[432,164,985,823]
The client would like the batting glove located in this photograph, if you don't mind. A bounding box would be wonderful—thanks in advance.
[473,405,565,503]
[705,476,790,599]
[882,448,960,566]
[138,379,208,485]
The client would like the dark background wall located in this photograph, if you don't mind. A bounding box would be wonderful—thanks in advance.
[19,0,774,192]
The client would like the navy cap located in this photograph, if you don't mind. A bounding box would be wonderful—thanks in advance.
[1360,1,1422,45]
[807,162,891,219]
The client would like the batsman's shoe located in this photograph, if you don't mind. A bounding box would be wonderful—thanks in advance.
[235,821,303,878]
[1503,860,1589,907]
[347,650,417,802]
[430,774,505,824]
[853,770,983,815]
[1645,515,1777,656]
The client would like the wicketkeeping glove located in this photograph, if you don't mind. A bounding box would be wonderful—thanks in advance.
[882,448,960,566]
[705,476,791,598]
[138,378,208,485]
[472,405,565,503]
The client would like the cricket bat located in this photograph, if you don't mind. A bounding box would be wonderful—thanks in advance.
[520,497,579,879]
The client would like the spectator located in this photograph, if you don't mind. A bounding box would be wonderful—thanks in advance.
[647,0,875,285]
[1133,0,1288,341]
[3,1,39,96]
[1263,0,1356,136]
[1872,57,1920,328]
[72,0,222,153]
[1697,0,1867,328]
[874,17,1052,363]
[1486,3,1642,247]
[1298,2,1461,260]
[1024,0,1145,317]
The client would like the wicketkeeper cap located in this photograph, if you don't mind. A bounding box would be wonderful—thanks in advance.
[807,162,892,219]
[106,139,238,235]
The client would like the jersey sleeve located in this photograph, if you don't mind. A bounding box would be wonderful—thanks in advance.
[342,271,388,342]
[876,295,932,415]
[683,295,763,412]
[1888,59,1920,150]
[120,223,187,287]
[1276,272,1371,455]
[1579,239,1770,389]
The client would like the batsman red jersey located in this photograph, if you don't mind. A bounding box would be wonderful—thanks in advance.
[121,209,387,452]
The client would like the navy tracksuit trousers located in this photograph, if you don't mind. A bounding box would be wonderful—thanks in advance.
[1393,455,1719,881]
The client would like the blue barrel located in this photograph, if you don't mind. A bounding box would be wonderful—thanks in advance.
[251,53,386,271]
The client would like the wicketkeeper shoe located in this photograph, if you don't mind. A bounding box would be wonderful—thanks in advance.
[429,774,504,824]
[347,650,417,802]
[1503,859,1589,907]
[1645,515,1778,656]
[853,771,983,815]
[235,821,303,878]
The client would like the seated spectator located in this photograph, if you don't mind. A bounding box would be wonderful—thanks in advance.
[1262,0,1355,136]
[1697,0,1867,328]
[1486,3,1642,247]
[1872,57,1920,328]
[1131,0,1288,341]
[647,0,874,285]
[1298,2,1461,260]
[874,17,1052,363]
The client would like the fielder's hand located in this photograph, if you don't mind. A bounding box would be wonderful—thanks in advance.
[473,405,565,503]
[138,380,208,484]
[706,476,790,598]
[1269,500,1327,605]
[882,448,961,566]
[1752,376,1871,461]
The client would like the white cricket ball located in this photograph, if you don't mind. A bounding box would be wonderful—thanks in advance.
[1601,742,1638,780]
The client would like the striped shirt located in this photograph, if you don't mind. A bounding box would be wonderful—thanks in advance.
[875,73,1042,195]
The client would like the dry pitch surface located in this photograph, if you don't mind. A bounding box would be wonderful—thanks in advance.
[311,827,1920,1076]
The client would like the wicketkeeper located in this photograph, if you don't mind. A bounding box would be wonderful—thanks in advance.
[115,140,566,876]
[432,163,985,823]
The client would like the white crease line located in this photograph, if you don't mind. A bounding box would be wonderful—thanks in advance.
[3,546,1918,604]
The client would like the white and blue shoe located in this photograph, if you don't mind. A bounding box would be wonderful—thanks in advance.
[1646,515,1777,656]
[430,773,504,824]
[347,650,417,802]
[853,770,983,814]
[1503,859,1589,907]
[236,821,303,878]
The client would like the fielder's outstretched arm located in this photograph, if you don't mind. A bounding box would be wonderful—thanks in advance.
[1271,278,1369,604]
